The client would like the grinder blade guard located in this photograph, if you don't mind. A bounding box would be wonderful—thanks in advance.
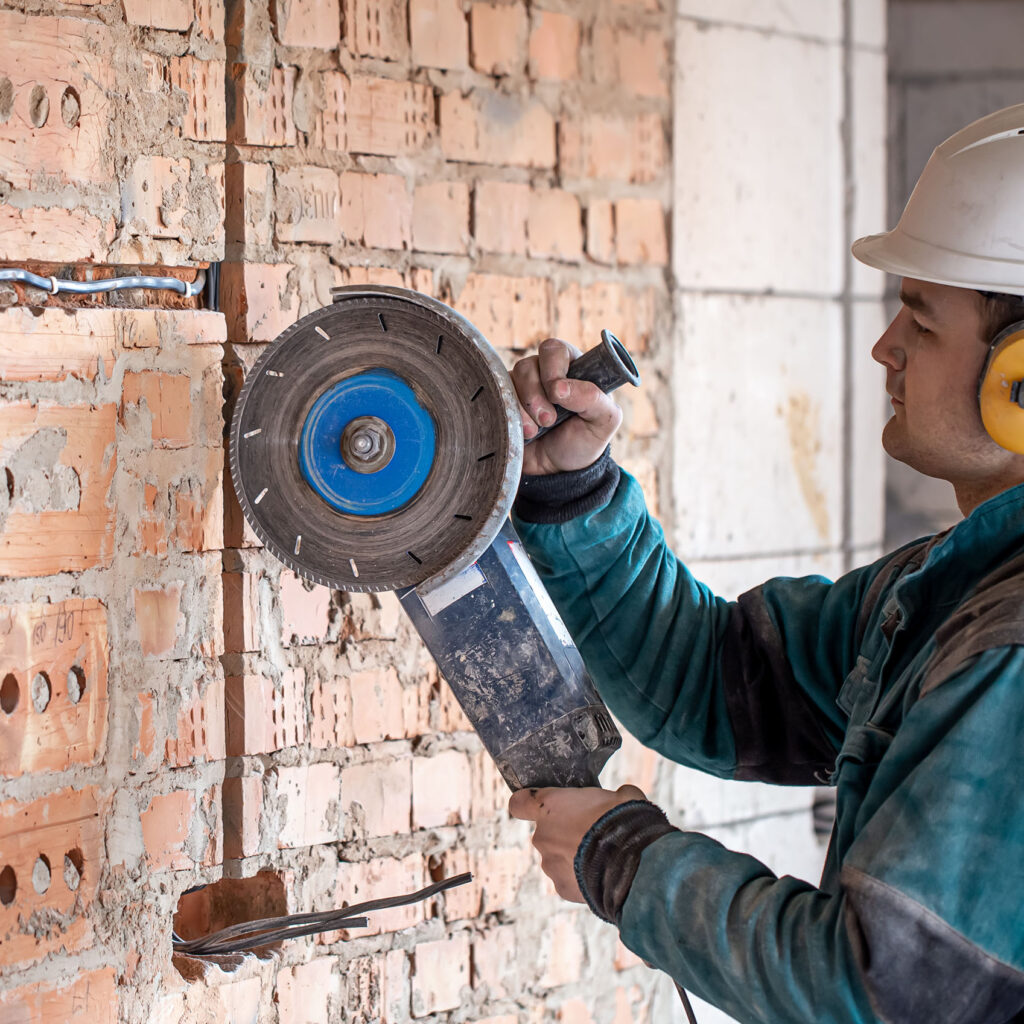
[229,285,635,790]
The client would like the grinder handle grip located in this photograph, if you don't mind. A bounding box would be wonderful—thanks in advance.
[527,329,640,444]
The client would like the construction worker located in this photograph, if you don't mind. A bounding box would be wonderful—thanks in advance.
[507,104,1024,1023]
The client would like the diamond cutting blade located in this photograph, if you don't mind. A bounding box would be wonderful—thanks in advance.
[229,286,524,593]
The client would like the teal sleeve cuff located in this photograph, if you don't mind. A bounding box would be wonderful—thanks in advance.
[513,448,619,524]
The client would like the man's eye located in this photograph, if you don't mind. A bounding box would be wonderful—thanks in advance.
[912,319,932,336]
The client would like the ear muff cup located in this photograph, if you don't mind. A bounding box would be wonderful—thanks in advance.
[979,320,1024,455]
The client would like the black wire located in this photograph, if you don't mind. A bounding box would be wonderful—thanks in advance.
[173,872,472,957]
[676,983,699,1024]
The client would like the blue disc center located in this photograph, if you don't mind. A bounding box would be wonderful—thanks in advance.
[299,370,436,516]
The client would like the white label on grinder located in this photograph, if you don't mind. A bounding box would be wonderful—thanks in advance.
[419,562,487,617]
[508,540,574,647]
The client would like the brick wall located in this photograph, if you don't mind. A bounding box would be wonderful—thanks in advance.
[0,0,673,1020]
[886,0,1024,546]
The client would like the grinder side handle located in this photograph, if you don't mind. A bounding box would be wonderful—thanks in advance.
[528,330,640,444]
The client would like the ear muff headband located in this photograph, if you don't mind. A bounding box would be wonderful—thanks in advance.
[979,319,1024,455]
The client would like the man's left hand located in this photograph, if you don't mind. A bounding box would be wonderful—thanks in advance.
[508,784,647,903]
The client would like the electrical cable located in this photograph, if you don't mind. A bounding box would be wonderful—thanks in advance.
[676,982,699,1024]
[0,267,207,298]
[172,872,472,957]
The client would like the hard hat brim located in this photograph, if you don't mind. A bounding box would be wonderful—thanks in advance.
[852,229,1024,297]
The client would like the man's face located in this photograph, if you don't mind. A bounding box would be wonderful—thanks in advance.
[871,279,1001,484]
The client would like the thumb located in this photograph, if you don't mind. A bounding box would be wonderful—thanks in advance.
[616,784,647,802]
[508,788,541,821]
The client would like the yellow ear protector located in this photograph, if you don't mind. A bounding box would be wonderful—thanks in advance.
[979,320,1024,454]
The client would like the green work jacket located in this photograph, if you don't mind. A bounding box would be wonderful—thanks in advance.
[514,468,1024,1024]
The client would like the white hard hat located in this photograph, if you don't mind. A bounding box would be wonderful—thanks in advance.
[853,104,1024,297]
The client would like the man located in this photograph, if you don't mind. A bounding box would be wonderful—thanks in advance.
[507,105,1024,1023]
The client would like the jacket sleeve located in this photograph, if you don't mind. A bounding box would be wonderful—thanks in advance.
[513,468,886,784]
[608,646,1024,1024]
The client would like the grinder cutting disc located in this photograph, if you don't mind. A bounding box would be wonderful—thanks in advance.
[229,286,523,593]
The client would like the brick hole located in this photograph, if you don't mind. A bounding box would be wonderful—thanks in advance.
[28,84,49,128]
[63,848,83,891]
[60,86,81,129]
[31,854,51,895]
[173,872,288,969]
[4,466,12,499]
[0,77,12,122]
[66,665,86,705]
[0,865,15,906]
[0,673,18,714]
[31,671,51,713]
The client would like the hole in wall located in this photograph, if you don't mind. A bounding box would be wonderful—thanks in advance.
[32,855,51,895]
[60,86,80,129]
[172,871,288,971]
[0,674,18,714]
[64,848,84,891]
[67,666,86,705]
[4,467,12,500]
[0,865,15,906]
[31,672,51,713]
[28,84,49,128]
[0,77,12,123]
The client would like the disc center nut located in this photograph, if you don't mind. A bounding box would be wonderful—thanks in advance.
[340,415,396,474]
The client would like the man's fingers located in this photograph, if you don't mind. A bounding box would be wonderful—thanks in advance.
[508,787,543,821]
[538,337,580,394]
[511,354,557,428]
[616,784,647,802]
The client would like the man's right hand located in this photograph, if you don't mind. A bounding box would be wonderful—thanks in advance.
[511,337,623,476]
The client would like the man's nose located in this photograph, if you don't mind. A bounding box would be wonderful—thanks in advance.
[871,315,907,371]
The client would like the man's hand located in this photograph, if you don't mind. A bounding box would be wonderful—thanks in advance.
[508,784,647,902]
[511,338,623,476]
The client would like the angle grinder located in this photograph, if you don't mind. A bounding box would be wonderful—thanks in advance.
[229,285,640,790]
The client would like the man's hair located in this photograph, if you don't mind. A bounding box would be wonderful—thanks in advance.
[977,290,1024,341]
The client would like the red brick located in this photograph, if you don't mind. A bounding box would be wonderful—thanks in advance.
[0,599,109,777]
[141,786,221,871]
[341,958,383,1021]
[274,762,343,848]
[413,180,470,254]
[277,958,340,1024]
[559,1000,595,1024]
[349,666,405,744]
[328,855,426,939]
[452,273,551,351]
[594,25,669,99]
[348,77,433,157]
[559,113,665,183]
[342,759,411,838]
[223,571,260,654]
[626,386,659,439]
[339,172,412,250]
[615,197,667,264]
[474,180,529,255]
[225,669,306,755]
[342,265,407,289]
[439,845,528,921]
[410,0,469,70]
[226,162,274,248]
[0,787,107,967]
[586,198,615,264]
[0,12,114,189]
[412,750,472,829]
[528,9,579,80]
[135,691,156,759]
[411,934,470,1016]
[382,949,410,1023]
[273,0,341,47]
[558,280,657,355]
[540,913,586,988]
[615,938,644,971]
[280,570,332,645]
[473,925,516,998]
[124,0,191,29]
[134,583,182,658]
[275,165,341,244]
[0,206,116,264]
[168,56,227,142]
[229,64,298,147]
[311,71,348,152]
[433,673,473,733]
[122,372,192,448]
[0,308,117,382]
[0,404,116,577]
[220,262,295,343]
[0,969,117,1024]
[223,774,262,859]
[441,91,555,168]
[527,188,582,261]
[471,2,527,76]
[344,0,408,59]
[311,673,355,749]
[121,156,190,240]
[166,677,226,766]
[197,0,225,41]
[470,749,506,822]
